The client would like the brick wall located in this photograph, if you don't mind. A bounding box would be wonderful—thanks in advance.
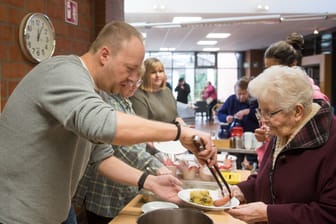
[0,0,96,110]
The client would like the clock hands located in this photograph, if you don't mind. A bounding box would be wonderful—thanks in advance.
[37,23,44,42]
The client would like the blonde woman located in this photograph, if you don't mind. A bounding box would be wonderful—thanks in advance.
[130,57,186,126]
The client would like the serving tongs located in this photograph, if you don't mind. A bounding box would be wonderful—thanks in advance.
[192,135,232,198]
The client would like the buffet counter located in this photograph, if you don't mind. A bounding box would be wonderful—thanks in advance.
[109,170,251,224]
[109,194,246,224]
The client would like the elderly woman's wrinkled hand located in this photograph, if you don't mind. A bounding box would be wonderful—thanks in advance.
[227,202,268,223]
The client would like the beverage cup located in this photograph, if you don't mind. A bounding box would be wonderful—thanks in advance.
[243,132,254,150]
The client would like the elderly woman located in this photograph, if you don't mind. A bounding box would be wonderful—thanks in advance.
[227,66,336,223]
[254,34,329,165]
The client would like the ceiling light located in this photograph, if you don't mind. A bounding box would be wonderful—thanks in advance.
[280,14,328,22]
[160,47,176,51]
[197,40,218,45]
[153,4,166,11]
[131,15,281,29]
[256,4,269,11]
[206,33,231,39]
[152,23,182,28]
[172,17,202,23]
[202,47,220,51]
[314,29,319,35]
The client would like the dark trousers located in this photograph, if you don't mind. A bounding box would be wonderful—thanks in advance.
[208,99,217,121]
[86,210,112,224]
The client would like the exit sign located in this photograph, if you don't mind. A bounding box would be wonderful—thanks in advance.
[65,0,78,25]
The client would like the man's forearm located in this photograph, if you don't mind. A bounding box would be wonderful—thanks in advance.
[111,112,179,145]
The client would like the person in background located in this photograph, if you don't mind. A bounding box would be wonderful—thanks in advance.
[130,57,190,153]
[0,21,217,224]
[166,81,172,90]
[73,70,172,224]
[130,57,187,126]
[256,32,330,164]
[202,81,218,122]
[175,77,191,104]
[217,77,259,169]
[227,65,336,224]
[264,32,328,102]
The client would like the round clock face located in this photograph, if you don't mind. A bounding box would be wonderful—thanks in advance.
[19,13,56,63]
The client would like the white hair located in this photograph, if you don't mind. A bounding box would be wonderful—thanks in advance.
[248,65,313,112]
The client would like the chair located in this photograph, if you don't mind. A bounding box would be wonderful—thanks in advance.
[194,100,208,118]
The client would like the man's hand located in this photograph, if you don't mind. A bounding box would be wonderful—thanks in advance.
[145,174,183,204]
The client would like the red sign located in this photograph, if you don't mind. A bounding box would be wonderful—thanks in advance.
[65,0,78,25]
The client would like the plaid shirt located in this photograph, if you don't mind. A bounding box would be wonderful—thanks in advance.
[73,93,164,218]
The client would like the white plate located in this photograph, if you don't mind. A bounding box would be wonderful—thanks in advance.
[141,201,179,213]
[178,188,239,211]
[153,141,188,154]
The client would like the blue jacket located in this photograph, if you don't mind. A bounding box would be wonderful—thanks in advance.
[217,94,259,132]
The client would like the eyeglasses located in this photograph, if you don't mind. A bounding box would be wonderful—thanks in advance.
[126,79,142,88]
[256,108,283,120]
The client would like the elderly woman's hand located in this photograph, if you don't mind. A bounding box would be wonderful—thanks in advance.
[254,127,267,142]
[227,202,268,223]
[254,124,271,142]
[230,185,246,203]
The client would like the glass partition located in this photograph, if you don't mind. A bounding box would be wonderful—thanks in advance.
[145,51,240,104]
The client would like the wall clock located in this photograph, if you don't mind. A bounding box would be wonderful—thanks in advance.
[19,12,56,63]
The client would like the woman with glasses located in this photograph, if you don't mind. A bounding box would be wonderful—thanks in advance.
[227,65,336,223]
[255,33,330,164]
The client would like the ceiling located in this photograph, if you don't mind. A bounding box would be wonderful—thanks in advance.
[124,1,336,52]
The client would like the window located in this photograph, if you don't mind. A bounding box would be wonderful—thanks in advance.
[145,51,239,104]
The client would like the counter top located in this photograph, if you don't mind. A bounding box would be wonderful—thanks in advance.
[109,194,246,224]
[109,170,251,224]
[217,148,257,154]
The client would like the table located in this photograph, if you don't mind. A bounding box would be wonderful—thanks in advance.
[218,147,257,155]
[213,139,258,155]
[109,195,246,224]
[109,170,251,224]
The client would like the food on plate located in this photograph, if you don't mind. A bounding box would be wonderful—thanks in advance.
[190,190,213,206]
[213,195,230,207]
[218,159,233,170]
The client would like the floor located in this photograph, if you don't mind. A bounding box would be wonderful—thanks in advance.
[188,114,220,137]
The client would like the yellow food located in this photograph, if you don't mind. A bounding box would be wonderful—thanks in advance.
[190,190,213,206]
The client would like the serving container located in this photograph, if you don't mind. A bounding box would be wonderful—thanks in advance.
[137,208,213,224]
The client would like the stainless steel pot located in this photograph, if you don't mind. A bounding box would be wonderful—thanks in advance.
[137,208,213,224]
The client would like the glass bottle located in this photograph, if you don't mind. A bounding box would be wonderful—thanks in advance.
[217,122,230,139]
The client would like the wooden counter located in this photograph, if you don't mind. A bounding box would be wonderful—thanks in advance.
[218,148,257,155]
[109,170,251,224]
[213,139,257,155]
[109,194,246,224]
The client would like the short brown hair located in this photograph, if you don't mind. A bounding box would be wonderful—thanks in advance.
[235,77,250,90]
[89,21,143,55]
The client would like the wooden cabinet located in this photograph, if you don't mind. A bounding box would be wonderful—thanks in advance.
[302,54,332,100]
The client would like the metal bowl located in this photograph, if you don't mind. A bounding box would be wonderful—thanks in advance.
[137,208,213,224]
